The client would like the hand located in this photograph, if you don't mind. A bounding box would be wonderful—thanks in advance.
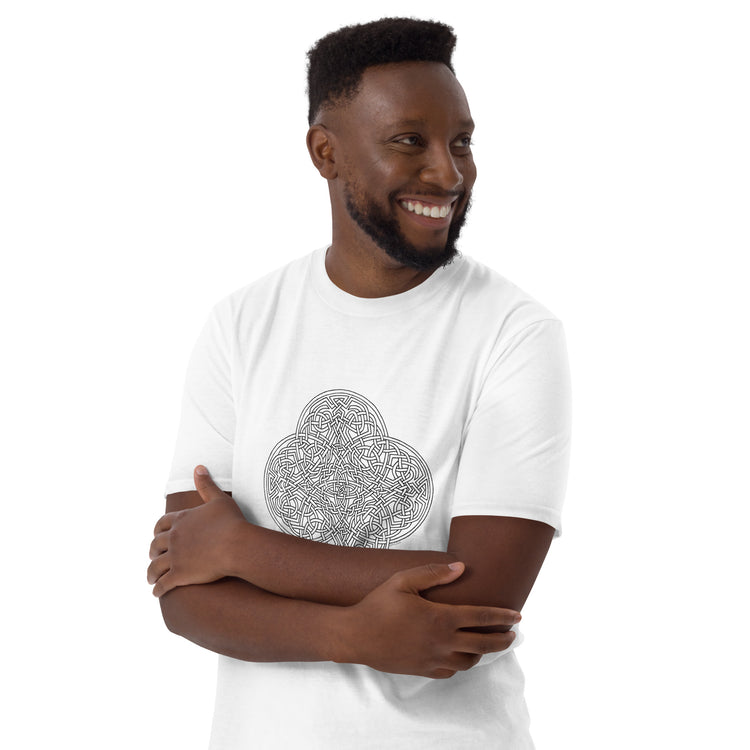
[339,562,520,679]
[147,465,247,597]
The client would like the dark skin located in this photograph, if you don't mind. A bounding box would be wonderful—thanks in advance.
[149,62,556,679]
[309,62,477,297]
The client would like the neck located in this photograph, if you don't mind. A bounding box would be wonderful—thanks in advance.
[325,239,437,299]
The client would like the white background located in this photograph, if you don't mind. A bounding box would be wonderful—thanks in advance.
[2,1,748,748]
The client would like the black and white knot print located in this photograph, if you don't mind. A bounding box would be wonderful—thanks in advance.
[264,390,433,548]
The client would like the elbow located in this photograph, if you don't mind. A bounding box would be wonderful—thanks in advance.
[158,589,188,636]
[155,583,261,662]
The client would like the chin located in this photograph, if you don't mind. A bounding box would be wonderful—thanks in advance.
[345,188,471,272]
[383,242,459,271]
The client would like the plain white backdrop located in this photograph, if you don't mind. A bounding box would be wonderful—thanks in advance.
[2,1,748,748]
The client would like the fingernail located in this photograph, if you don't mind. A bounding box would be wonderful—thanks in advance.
[195,465,208,476]
[514,613,522,623]
[448,562,463,571]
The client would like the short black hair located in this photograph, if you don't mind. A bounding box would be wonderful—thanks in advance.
[306,17,457,125]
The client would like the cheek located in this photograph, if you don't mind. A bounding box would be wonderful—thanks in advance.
[340,155,396,191]
[462,158,477,189]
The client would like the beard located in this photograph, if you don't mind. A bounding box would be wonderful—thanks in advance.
[343,184,471,271]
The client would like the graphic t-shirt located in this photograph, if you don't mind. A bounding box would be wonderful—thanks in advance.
[166,246,572,749]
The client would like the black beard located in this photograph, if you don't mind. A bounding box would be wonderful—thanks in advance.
[344,186,471,272]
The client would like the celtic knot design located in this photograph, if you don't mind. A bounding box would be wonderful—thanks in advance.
[264,390,433,548]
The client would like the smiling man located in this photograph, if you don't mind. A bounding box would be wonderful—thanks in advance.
[148,18,571,749]
[319,58,475,279]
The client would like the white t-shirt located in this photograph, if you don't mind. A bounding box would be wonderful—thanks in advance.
[166,246,572,749]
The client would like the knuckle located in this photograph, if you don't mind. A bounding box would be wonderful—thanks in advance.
[478,637,494,655]
[478,609,493,628]
[389,570,406,587]
[496,634,514,652]
[424,563,442,578]
[383,570,408,591]
[429,608,449,631]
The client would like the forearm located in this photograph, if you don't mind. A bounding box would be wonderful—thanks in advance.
[158,565,521,679]
[156,483,552,619]
[153,485,522,675]
[227,522,456,606]
[220,515,553,626]
[159,577,349,663]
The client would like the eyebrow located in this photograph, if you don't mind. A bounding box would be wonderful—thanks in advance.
[385,117,475,131]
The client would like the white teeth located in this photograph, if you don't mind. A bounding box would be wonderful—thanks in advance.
[401,200,451,219]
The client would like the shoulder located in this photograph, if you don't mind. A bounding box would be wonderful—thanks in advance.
[449,253,563,344]
[205,249,317,331]
[221,250,315,313]
[187,250,318,361]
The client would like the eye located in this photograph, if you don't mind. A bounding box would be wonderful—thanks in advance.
[393,134,423,147]
[452,134,474,151]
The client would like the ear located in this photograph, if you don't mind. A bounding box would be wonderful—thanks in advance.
[306,124,338,180]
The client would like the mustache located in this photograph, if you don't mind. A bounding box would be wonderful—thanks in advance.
[390,189,466,202]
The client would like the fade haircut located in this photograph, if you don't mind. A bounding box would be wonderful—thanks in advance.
[306,17,457,125]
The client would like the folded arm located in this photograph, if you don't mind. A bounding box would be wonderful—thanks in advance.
[151,467,553,659]
[153,483,521,678]
[223,511,554,615]
[150,468,553,612]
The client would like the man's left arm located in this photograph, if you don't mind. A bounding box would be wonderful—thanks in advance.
[149,468,553,616]
[422,515,554,619]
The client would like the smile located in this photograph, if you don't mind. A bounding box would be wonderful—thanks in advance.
[399,199,454,219]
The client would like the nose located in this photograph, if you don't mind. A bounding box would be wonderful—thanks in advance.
[419,145,464,192]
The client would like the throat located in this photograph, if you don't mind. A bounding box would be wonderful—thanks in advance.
[325,243,436,299]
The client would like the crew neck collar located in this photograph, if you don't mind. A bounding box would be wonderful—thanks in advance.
[309,245,462,318]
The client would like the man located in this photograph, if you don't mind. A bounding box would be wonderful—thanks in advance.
[148,17,571,749]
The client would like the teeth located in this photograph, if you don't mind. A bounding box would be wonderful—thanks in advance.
[401,200,451,219]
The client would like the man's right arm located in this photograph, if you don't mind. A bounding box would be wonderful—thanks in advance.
[158,491,346,663]
[160,577,344,663]
[157,492,519,679]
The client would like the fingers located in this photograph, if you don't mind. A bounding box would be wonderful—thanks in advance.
[147,551,181,597]
[453,629,517,657]
[448,652,482,673]
[147,552,170,586]
[429,633,516,679]
[193,465,225,504]
[391,561,465,594]
[429,668,458,679]
[149,531,169,560]
[151,569,177,598]
[450,604,521,632]
[153,513,174,536]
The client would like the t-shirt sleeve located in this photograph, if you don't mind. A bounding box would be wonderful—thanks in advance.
[451,318,572,536]
[164,303,235,496]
